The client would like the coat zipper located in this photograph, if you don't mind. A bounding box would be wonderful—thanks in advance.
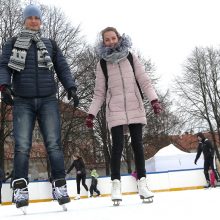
[34,42,39,96]
[118,63,128,123]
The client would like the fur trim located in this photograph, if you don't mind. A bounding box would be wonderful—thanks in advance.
[96,34,132,59]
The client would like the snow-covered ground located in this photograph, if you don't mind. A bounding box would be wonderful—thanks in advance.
[1,188,219,220]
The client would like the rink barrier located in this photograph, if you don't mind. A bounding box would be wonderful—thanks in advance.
[1,168,206,205]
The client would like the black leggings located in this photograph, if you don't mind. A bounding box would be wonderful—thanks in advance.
[111,124,146,180]
[76,174,88,194]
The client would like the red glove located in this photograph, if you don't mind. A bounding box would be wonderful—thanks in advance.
[85,114,95,128]
[151,99,162,114]
[0,85,6,92]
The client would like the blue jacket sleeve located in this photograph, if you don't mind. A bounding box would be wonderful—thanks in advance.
[0,39,13,86]
[53,42,77,90]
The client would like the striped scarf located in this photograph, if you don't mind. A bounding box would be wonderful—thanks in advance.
[8,29,53,72]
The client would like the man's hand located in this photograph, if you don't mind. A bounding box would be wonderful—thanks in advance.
[0,85,14,106]
[85,114,95,128]
[67,87,79,107]
[151,99,162,114]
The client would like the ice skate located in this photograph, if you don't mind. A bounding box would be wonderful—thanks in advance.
[12,178,29,214]
[204,180,211,189]
[111,179,122,206]
[137,177,154,203]
[74,194,80,200]
[87,191,91,198]
[53,179,70,211]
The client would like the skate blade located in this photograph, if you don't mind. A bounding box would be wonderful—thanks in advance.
[19,206,28,215]
[112,199,122,206]
[140,195,154,203]
[62,204,67,211]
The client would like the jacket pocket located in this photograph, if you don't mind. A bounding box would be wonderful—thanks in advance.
[134,84,143,110]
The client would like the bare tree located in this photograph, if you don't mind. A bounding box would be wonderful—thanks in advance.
[0,0,23,170]
[174,47,220,160]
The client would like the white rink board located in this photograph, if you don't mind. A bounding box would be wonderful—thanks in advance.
[2,168,206,203]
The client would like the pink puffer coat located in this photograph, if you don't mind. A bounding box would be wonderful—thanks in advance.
[88,53,158,130]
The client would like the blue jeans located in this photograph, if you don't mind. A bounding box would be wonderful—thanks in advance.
[13,95,65,181]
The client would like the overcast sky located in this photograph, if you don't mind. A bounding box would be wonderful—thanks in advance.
[39,0,220,93]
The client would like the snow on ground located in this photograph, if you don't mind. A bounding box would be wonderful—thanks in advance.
[1,188,219,220]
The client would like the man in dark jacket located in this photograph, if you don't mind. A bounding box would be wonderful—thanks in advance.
[0,4,78,209]
[194,132,219,187]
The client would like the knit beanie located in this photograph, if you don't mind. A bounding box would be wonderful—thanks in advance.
[23,4,42,22]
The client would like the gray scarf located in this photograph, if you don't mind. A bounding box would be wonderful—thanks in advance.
[96,34,132,63]
[8,29,53,72]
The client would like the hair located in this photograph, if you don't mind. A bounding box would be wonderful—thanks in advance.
[101,27,121,41]
[196,132,205,140]
[74,153,81,159]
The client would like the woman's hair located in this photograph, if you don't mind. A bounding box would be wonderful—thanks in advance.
[74,153,81,159]
[196,132,205,140]
[101,27,121,41]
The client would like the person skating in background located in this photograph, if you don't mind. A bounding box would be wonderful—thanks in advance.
[85,27,162,204]
[0,167,5,204]
[0,4,79,209]
[66,154,90,199]
[194,132,219,187]
[209,169,216,187]
[89,168,101,198]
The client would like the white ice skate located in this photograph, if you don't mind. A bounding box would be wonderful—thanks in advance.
[111,179,122,206]
[74,194,80,200]
[12,178,29,214]
[87,191,91,198]
[137,177,154,203]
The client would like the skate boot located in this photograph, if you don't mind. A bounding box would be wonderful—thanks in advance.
[87,191,91,198]
[111,179,122,206]
[204,180,211,189]
[53,179,70,211]
[12,178,29,213]
[137,177,154,203]
[74,194,80,200]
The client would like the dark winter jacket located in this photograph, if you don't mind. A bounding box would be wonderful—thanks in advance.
[0,37,76,98]
[67,158,86,176]
[195,139,215,162]
[0,168,5,182]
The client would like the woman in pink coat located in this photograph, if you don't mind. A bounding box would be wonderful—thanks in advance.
[85,27,162,204]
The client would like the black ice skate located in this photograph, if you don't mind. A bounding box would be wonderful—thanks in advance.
[137,177,154,203]
[111,179,122,206]
[204,180,211,189]
[12,178,29,214]
[53,179,70,211]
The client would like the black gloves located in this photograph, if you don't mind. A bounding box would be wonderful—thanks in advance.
[67,87,79,107]
[0,85,14,106]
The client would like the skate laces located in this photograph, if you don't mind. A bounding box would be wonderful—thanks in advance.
[112,181,121,193]
[54,185,68,199]
[139,178,150,190]
[14,187,28,202]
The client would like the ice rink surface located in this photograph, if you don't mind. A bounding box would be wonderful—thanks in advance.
[1,188,219,220]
